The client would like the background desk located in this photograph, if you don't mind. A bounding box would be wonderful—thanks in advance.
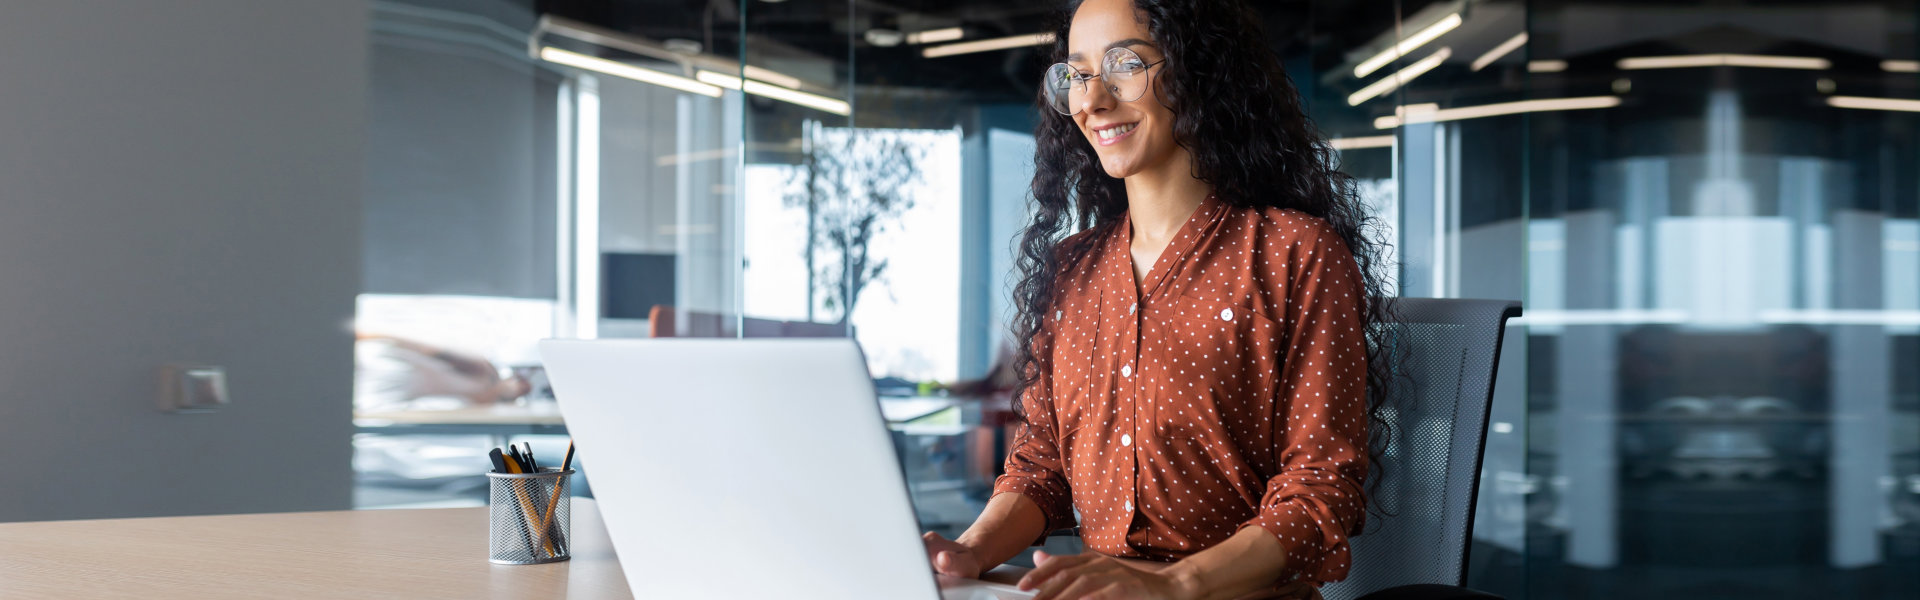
[355,403,569,437]
[0,499,630,599]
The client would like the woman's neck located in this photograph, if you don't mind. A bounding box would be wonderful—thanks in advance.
[1124,147,1212,243]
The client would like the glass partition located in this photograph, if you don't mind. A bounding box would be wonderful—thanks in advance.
[357,0,1920,594]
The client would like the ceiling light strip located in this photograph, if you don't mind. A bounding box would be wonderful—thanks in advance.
[1617,53,1829,71]
[1354,13,1463,78]
[536,15,810,91]
[1347,47,1451,106]
[539,47,721,97]
[1882,60,1920,73]
[1471,32,1528,72]
[907,27,966,45]
[1374,96,1621,129]
[695,70,851,116]
[742,65,803,89]
[1329,135,1395,150]
[1528,60,1567,73]
[1828,95,1920,113]
[744,80,850,115]
[923,33,1055,58]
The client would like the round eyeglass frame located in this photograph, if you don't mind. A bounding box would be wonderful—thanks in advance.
[1043,47,1165,116]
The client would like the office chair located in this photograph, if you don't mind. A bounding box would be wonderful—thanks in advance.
[1322,297,1522,600]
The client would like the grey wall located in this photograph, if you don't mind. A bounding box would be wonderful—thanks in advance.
[364,0,557,298]
[0,1,368,521]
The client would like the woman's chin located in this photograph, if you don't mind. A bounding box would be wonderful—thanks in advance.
[1099,155,1140,179]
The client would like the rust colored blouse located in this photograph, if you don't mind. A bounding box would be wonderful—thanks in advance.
[992,194,1369,586]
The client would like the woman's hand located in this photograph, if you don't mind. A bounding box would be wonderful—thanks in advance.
[1018,550,1198,600]
[923,531,984,578]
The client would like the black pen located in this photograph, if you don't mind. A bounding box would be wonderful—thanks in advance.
[488,448,510,474]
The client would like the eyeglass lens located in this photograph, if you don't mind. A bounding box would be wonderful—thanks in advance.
[1044,47,1153,116]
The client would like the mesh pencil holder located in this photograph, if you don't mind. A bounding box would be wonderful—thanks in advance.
[487,468,574,565]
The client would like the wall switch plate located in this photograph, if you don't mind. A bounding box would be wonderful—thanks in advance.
[159,365,228,413]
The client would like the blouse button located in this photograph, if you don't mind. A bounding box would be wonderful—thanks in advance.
[1121,433,1132,446]
[1220,308,1234,321]
[1130,303,1137,314]
[1124,501,1133,512]
[1121,365,1132,378]
[1056,310,1063,320]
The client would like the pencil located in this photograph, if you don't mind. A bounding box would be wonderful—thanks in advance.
[534,441,576,554]
[503,453,558,556]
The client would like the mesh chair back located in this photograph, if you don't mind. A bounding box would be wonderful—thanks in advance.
[1321,298,1521,600]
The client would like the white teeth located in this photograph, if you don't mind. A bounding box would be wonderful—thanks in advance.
[1097,123,1135,140]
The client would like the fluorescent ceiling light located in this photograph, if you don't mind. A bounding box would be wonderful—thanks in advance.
[745,80,850,115]
[923,32,1055,58]
[1374,96,1621,129]
[695,70,743,90]
[1617,54,1829,71]
[539,47,722,97]
[907,27,966,45]
[1827,95,1920,113]
[1471,32,1527,72]
[1347,47,1450,106]
[742,65,803,89]
[1354,13,1462,78]
[1329,135,1395,150]
[695,70,851,116]
[1528,60,1567,73]
[1882,60,1919,73]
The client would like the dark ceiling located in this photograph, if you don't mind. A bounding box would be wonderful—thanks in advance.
[535,0,1431,105]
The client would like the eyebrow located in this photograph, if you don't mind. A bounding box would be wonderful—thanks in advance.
[1067,38,1155,63]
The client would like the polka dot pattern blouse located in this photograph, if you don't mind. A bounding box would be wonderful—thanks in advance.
[992,194,1369,586]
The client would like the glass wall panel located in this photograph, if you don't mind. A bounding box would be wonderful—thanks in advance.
[1525,1,1920,596]
[489,1,1920,596]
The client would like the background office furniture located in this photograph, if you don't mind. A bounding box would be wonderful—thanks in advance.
[354,403,568,436]
[1322,297,1521,600]
[645,305,852,338]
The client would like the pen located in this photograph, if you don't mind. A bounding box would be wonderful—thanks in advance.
[491,448,544,555]
[489,448,510,474]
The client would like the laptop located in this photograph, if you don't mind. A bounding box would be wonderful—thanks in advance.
[539,338,1035,600]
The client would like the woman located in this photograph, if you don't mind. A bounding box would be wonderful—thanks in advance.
[920,0,1395,598]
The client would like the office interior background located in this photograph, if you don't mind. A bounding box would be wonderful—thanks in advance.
[1,0,1916,598]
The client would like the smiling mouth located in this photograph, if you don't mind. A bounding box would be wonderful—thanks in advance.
[1095,123,1136,142]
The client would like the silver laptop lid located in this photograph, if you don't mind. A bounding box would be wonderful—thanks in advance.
[540,338,939,599]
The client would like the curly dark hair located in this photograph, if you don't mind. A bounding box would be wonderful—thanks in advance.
[1007,0,1404,515]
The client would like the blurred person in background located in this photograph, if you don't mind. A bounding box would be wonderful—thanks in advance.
[354,332,530,412]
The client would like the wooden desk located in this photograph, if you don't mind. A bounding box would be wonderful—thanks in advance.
[0,499,630,599]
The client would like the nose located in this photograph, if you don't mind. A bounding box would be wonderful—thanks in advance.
[1079,76,1119,115]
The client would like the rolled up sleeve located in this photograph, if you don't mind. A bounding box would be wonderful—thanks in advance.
[991,318,1076,546]
[1241,223,1370,583]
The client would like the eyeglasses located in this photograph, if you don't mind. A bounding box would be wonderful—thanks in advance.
[1043,47,1164,116]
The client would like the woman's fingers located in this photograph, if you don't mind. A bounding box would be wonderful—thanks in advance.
[1019,552,1095,591]
[1031,562,1121,600]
